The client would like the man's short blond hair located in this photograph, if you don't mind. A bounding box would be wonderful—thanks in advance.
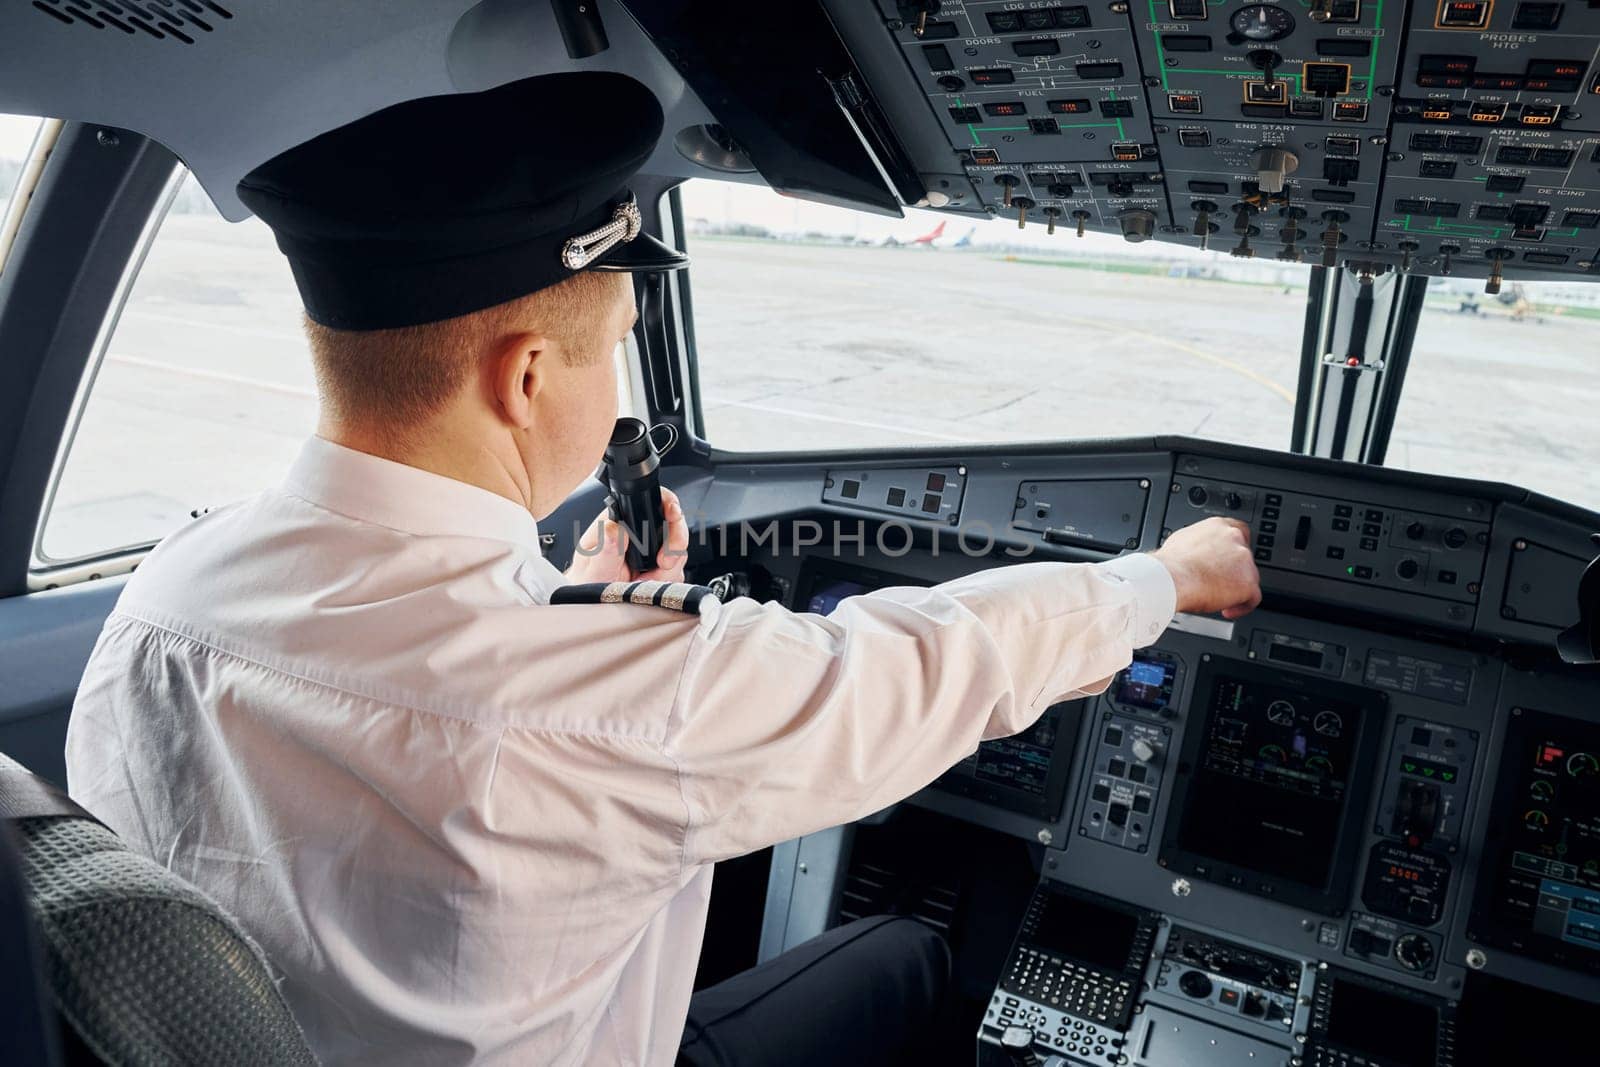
[304,269,625,428]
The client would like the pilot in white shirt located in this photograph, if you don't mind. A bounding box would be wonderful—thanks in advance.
[66,73,1259,1066]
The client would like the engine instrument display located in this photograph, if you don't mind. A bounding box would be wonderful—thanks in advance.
[1160,659,1386,913]
[1470,708,1600,975]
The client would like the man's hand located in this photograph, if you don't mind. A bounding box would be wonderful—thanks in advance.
[566,488,691,585]
[1153,517,1262,620]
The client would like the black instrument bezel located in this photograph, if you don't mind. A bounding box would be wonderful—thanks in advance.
[1158,655,1389,916]
[1466,705,1600,977]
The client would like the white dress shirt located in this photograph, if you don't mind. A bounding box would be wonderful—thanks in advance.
[65,437,1175,1066]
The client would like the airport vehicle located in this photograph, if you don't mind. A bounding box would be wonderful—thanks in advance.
[1,1,1599,1064]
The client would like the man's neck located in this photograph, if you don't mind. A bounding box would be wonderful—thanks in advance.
[318,419,536,514]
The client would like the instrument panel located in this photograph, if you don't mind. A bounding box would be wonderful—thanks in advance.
[839,0,1600,281]
[698,435,1600,1063]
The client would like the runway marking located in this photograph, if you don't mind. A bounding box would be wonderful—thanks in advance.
[105,353,316,399]
[1079,319,1297,405]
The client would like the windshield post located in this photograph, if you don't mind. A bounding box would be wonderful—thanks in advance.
[1299,267,1428,464]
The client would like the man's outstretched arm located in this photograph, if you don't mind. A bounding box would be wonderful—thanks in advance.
[664,518,1258,866]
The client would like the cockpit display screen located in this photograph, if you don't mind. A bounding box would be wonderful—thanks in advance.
[1470,708,1600,975]
[806,578,871,616]
[947,706,1065,802]
[1117,658,1171,708]
[1160,659,1386,913]
[795,559,1077,821]
[1322,976,1440,1067]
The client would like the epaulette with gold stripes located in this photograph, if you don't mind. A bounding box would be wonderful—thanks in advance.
[550,580,719,615]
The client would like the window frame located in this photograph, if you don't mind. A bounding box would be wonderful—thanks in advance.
[27,168,185,588]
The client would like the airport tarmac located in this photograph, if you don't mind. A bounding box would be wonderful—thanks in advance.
[33,213,1600,564]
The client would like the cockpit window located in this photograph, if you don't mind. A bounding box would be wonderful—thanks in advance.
[1,113,43,219]
[675,178,1304,453]
[1387,282,1600,513]
[34,170,640,571]
[36,172,318,565]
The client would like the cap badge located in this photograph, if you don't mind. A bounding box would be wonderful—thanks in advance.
[561,196,643,271]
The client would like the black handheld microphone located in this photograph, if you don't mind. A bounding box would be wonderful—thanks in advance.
[601,417,678,575]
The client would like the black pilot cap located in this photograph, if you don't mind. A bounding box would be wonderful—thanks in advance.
[236,71,688,331]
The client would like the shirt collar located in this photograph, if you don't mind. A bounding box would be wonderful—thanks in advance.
[283,436,543,550]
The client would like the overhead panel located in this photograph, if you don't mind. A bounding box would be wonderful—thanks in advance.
[1377,2,1600,275]
[876,0,1175,239]
[847,1,1600,279]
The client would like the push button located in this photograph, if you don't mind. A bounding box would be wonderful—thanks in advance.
[1326,546,1345,560]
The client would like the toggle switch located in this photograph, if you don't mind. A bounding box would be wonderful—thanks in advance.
[1485,248,1511,295]
[1072,209,1091,238]
[1248,49,1283,85]
[995,173,1019,208]
[1320,210,1349,268]
[1398,239,1420,273]
[1191,199,1218,251]
[1439,243,1460,276]
[1013,196,1035,229]
[1042,205,1062,235]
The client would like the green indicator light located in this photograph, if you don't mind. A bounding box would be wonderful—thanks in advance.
[1347,565,1355,576]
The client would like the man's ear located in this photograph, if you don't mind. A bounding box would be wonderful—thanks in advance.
[488,331,551,429]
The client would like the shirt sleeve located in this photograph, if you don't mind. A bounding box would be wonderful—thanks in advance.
[663,556,1175,865]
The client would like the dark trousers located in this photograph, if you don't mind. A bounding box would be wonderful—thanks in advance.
[678,916,951,1067]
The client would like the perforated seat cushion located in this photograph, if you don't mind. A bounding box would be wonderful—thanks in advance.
[17,814,317,1066]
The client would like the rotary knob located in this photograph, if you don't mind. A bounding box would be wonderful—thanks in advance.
[1179,970,1215,998]
[1395,934,1435,972]
[1118,209,1158,243]
[1251,146,1300,195]
[1443,527,1469,549]
[1131,738,1157,763]
[1223,491,1244,510]
[999,1025,1043,1067]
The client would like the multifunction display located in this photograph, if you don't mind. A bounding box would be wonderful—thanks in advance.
[1160,658,1386,913]
[1471,708,1600,975]
[1308,968,1453,1067]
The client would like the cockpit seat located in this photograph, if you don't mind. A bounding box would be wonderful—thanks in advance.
[0,752,317,1066]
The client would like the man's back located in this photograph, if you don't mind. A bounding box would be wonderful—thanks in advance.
[66,436,1217,1065]
[66,439,710,1065]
